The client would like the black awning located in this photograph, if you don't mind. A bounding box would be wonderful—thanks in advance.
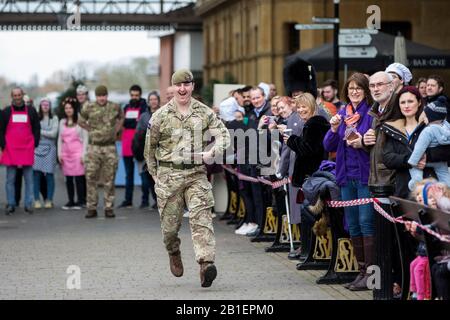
[290,31,450,72]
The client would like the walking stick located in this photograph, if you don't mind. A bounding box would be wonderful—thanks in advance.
[283,183,296,258]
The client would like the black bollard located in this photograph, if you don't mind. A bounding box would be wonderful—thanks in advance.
[370,186,394,300]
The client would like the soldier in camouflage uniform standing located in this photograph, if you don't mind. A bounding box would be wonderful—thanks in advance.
[144,69,230,287]
[79,85,124,218]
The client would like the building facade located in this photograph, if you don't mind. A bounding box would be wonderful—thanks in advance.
[195,0,450,93]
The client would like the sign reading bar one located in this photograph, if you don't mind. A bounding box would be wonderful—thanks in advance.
[409,58,449,68]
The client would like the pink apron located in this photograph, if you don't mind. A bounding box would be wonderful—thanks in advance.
[121,107,141,157]
[0,106,34,166]
[61,123,85,176]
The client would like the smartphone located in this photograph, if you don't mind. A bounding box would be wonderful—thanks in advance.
[346,130,359,141]
[284,128,293,136]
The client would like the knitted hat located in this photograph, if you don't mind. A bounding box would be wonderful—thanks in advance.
[424,96,447,123]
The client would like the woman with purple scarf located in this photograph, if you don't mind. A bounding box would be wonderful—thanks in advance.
[323,73,374,291]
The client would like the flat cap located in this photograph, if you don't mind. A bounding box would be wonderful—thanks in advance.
[171,69,194,85]
[95,85,108,96]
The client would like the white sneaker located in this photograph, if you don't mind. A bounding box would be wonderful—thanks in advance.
[235,223,254,235]
[245,224,259,235]
[183,210,189,218]
[234,223,249,234]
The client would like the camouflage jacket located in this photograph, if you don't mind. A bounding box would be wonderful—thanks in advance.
[79,101,124,145]
[144,98,231,177]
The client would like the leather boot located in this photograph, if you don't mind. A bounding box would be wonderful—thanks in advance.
[200,262,217,288]
[344,236,364,289]
[169,251,184,277]
[299,221,312,260]
[349,236,374,291]
[105,209,115,218]
[85,209,97,219]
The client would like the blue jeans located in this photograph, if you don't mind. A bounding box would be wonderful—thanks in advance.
[33,171,55,201]
[6,166,33,208]
[409,162,450,191]
[123,156,134,203]
[340,179,374,237]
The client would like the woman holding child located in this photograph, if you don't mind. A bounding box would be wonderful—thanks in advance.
[381,85,437,299]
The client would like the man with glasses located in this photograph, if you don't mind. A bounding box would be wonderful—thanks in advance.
[362,71,397,299]
[363,71,397,191]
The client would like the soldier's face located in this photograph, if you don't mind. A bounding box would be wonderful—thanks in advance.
[96,95,108,106]
[174,82,194,105]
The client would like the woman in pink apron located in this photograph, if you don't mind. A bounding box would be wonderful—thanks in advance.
[118,85,148,208]
[57,98,88,210]
[0,88,40,214]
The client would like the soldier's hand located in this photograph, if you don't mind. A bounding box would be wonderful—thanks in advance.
[202,150,215,164]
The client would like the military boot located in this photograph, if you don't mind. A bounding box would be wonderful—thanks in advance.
[105,209,115,218]
[200,262,217,288]
[85,209,97,219]
[169,251,183,277]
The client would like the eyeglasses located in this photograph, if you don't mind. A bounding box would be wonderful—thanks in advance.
[348,87,363,93]
[369,82,391,89]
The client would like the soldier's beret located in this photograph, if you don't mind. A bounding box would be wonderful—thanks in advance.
[95,85,108,96]
[171,69,194,85]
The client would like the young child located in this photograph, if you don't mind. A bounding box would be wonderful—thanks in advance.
[428,182,450,212]
[408,97,450,191]
[407,179,437,300]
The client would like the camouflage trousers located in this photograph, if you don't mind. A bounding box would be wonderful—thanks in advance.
[85,144,118,210]
[154,165,215,264]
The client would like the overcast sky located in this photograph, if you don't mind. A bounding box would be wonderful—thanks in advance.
[0,31,160,85]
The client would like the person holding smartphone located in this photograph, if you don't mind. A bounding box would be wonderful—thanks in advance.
[284,93,330,188]
[323,73,374,291]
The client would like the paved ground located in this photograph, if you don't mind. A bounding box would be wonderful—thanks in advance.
[0,167,372,300]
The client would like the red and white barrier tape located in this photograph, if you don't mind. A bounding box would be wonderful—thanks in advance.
[222,165,291,189]
[327,197,450,243]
